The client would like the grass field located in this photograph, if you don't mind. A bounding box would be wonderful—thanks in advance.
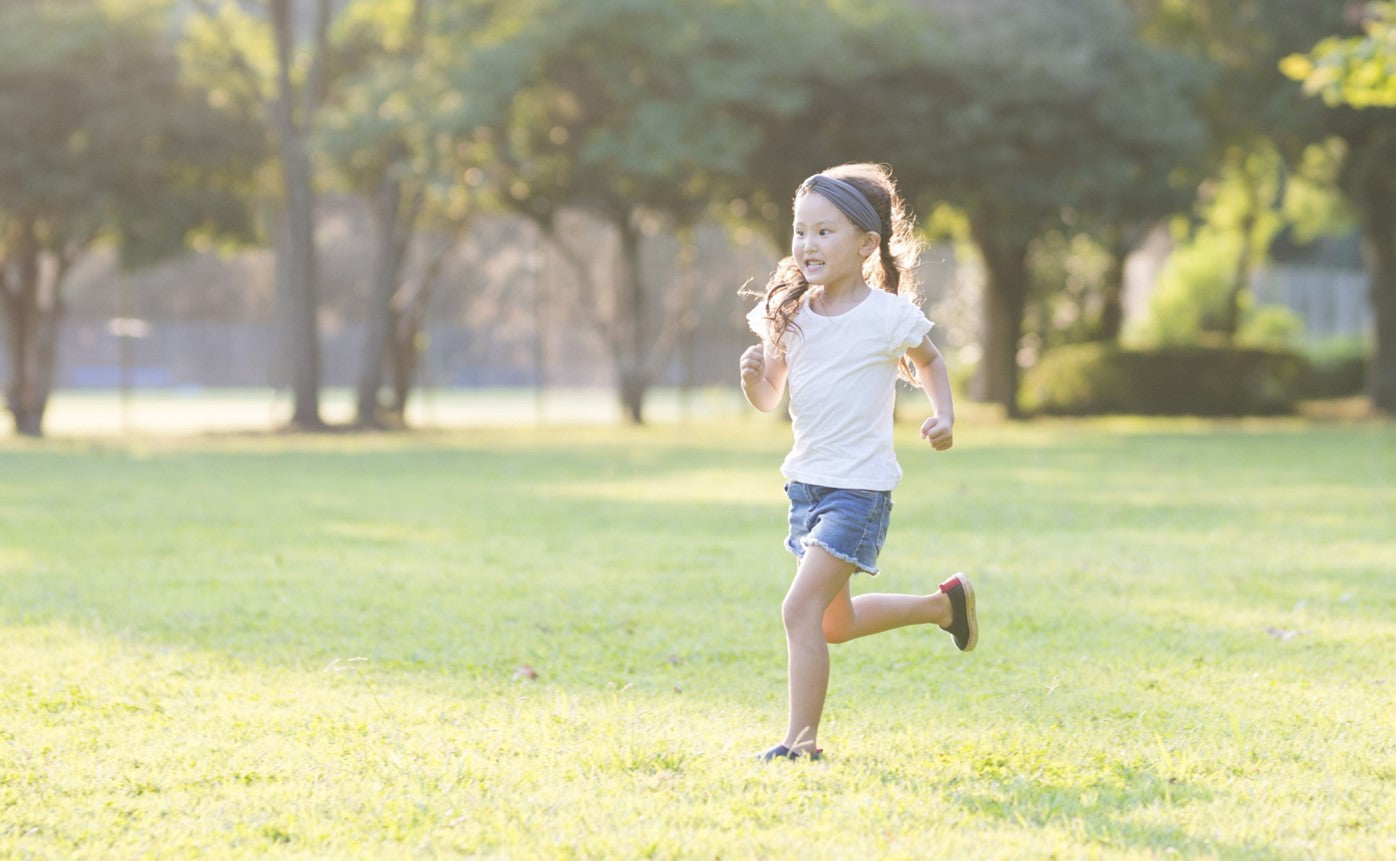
[1,413,1393,858]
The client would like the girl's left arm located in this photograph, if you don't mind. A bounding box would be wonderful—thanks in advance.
[907,335,954,451]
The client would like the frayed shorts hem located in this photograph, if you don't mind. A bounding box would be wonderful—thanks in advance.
[791,536,880,576]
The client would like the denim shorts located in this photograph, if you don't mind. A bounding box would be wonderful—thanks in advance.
[784,481,893,575]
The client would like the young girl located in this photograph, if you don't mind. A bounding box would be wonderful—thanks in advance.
[739,163,977,762]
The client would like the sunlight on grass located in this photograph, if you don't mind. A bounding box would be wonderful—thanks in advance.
[548,469,777,505]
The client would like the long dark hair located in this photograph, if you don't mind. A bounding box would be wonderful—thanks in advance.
[744,163,924,383]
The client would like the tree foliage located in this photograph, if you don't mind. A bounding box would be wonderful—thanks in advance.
[1283,2,1396,109]
[843,0,1209,414]
[0,0,259,435]
[443,0,828,422]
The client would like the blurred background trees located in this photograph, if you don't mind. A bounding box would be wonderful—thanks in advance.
[886,0,1209,416]
[448,0,822,423]
[1,0,1389,435]
[0,0,259,435]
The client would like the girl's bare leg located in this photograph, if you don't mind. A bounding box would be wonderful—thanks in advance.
[778,545,857,753]
[821,585,953,644]
[778,546,960,753]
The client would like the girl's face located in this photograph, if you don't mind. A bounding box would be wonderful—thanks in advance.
[791,191,878,291]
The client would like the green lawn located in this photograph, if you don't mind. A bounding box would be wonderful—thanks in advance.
[1,417,1393,858]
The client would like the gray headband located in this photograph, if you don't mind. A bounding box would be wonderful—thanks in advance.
[801,174,882,235]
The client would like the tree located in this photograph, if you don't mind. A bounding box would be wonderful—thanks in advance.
[863,0,1206,415]
[320,0,522,427]
[1285,2,1396,412]
[317,0,469,427]
[446,0,814,423]
[187,0,341,430]
[0,0,258,436]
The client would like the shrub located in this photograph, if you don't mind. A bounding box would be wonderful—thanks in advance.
[1020,343,1309,416]
[1237,304,1304,349]
[1298,338,1368,399]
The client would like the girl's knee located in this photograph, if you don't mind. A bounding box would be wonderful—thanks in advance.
[822,616,853,644]
[781,596,824,637]
[779,597,804,631]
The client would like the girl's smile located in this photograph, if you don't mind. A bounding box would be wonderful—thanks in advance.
[791,192,878,293]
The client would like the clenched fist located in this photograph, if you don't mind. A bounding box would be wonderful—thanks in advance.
[739,343,766,387]
[920,415,954,451]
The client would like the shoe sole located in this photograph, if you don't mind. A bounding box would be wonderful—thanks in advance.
[952,572,977,652]
[761,744,823,762]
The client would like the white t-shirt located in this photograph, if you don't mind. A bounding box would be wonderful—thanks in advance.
[748,288,933,491]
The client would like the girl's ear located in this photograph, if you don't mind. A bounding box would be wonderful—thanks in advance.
[859,231,880,258]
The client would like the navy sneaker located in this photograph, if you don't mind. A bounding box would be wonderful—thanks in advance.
[761,744,823,762]
[938,572,978,652]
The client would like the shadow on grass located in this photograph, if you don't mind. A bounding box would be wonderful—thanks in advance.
[3,423,1391,687]
[945,768,1286,858]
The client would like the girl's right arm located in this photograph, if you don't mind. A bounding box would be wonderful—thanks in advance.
[739,343,788,412]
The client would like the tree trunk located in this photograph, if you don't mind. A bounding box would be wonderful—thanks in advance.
[1221,209,1258,340]
[1097,229,1128,342]
[1098,273,1124,343]
[1344,128,1396,414]
[673,233,698,420]
[355,164,415,428]
[1,218,63,437]
[378,0,434,423]
[275,176,322,430]
[388,232,455,417]
[970,218,1029,418]
[1364,212,1396,414]
[614,215,648,425]
[270,0,324,430]
[387,297,423,420]
[1100,223,1156,343]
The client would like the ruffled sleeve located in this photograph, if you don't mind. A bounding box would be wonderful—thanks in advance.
[746,302,772,345]
[888,297,933,356]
